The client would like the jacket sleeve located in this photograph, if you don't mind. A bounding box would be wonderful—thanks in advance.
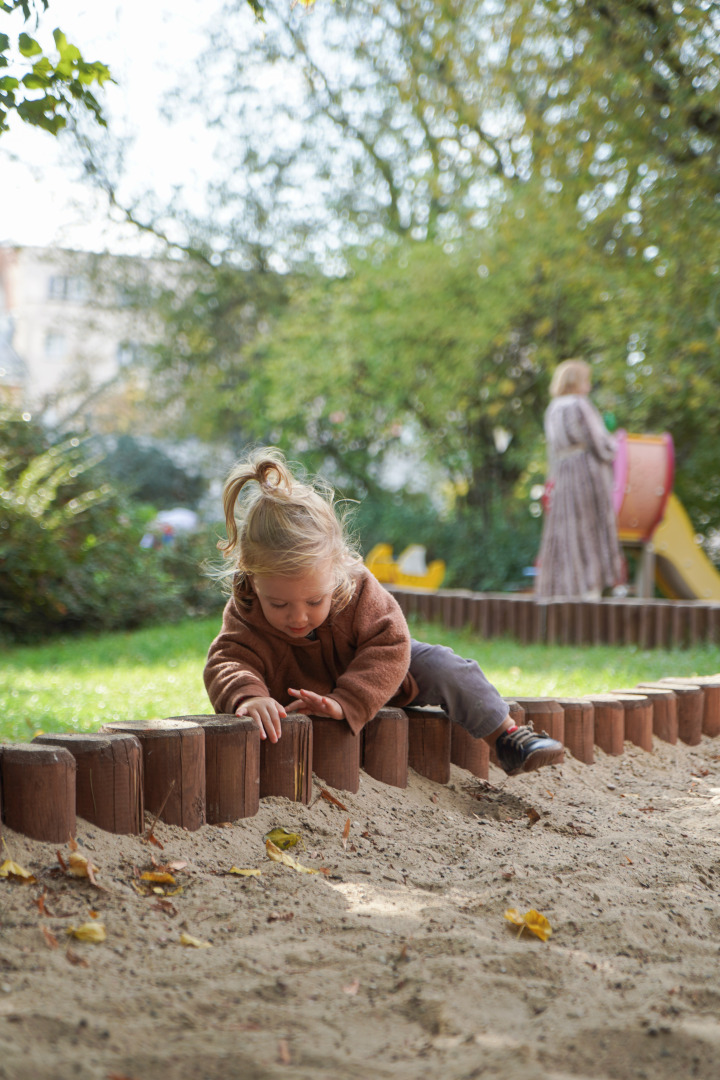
[330,573,413,735]
[579,396,617,464]
[203,598,272,715]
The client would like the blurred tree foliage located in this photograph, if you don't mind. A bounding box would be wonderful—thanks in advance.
[0,0,111,136]
[106,0,720,555]
[99,435,207,510]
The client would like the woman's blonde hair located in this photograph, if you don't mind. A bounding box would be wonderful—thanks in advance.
[549,359,592,398]
[217,446,363,611]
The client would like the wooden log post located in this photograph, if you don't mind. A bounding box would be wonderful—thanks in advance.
[102,719,205,831]
[165,715,260,822]
[362,708,408,789]
[614,686,678,744]
[405,707,452,785]
[606,693,654,752]
[638,681,704,746]
[657,676,720,738]
[510,698,565,761]
[503,699,526,727]
[0,743,76,843]
[584,695,625,756]
[259,714,313,804]
[33,732,144,835]
[450,725,490,780]
[311,717,361,794]
[554,698,594,765]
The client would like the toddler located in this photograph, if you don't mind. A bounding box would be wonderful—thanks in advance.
[204,448,563,777]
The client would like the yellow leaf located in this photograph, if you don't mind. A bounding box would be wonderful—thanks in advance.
[229,866,262,876]
[66,922,107,943]
[67,852,98,878]
[0,859,36,884]
[265,838,318,874]
[264,827,303,850]
[140,871,176,884]
[504,908,552,941]
[180,932,211,949]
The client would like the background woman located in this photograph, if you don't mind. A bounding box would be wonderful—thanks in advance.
[535,359,624,599]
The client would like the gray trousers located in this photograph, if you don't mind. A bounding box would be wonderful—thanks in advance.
[407,639,509,740]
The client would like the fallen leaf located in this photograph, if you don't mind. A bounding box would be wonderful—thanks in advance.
[319,789,348,811]
[66,851,106,891]
[343,978,360,996]
[150,898,178,916]
[229,867,261,877]
[342,817,351,850]
[277,1039,291,1065]
[67,921,107,943]
[140,871,176,885]
[504,908,552,942]
[180,932,211,949]
[68,836,78,852]
[264,827,303,851]
[526,807,541,827]
[65,947,89,967]
[0,859,36,884]
[265,839,319,875]
[35,891,55,916]
[41,925,59,949]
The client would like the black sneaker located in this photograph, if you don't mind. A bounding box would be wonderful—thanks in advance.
[495,723,563,776]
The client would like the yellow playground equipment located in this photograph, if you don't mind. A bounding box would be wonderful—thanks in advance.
[613,431,720,600]
[365,543,446,591]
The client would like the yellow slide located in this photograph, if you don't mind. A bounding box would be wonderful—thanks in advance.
[652,494,720,601]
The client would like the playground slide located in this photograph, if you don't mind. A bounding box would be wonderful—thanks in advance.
[614,432,720,600]
[652,494,720,601]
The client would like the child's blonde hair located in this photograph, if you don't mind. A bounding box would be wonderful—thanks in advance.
[218,446,363,611]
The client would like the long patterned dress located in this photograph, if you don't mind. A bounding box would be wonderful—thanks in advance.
[535,393,624,599]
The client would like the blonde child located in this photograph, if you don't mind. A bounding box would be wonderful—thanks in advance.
[204,448,563,777]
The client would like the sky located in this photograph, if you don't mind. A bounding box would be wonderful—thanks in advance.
[0,0,223,253]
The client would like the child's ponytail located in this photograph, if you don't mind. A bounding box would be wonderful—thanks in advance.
[217,446,362,610]
[219,448,295,556]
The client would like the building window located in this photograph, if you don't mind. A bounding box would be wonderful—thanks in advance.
[44,331,68,360]
[116,341,146,367]
[47,275,89,302]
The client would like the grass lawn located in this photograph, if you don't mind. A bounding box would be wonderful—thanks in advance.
[1,614,719,744]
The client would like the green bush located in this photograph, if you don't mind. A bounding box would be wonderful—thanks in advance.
[355,491,541,593]
[0,410,222,643]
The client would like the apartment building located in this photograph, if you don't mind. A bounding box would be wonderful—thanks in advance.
[0,245,156,428]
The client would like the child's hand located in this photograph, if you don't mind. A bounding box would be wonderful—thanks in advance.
[285,688,345,720]
[235,697,286,743]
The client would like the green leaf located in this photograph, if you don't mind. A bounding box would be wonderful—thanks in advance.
[18,32,42,57]
[21,72,49,90]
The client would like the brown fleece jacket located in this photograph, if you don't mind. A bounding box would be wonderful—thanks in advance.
[203,567,418,735]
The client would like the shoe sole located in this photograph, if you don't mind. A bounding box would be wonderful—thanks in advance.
[505,744,564,777]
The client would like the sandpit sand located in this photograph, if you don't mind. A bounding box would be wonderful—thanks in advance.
[2,731,720,1080]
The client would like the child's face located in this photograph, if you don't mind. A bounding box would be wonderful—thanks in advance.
[251,562,335,638]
